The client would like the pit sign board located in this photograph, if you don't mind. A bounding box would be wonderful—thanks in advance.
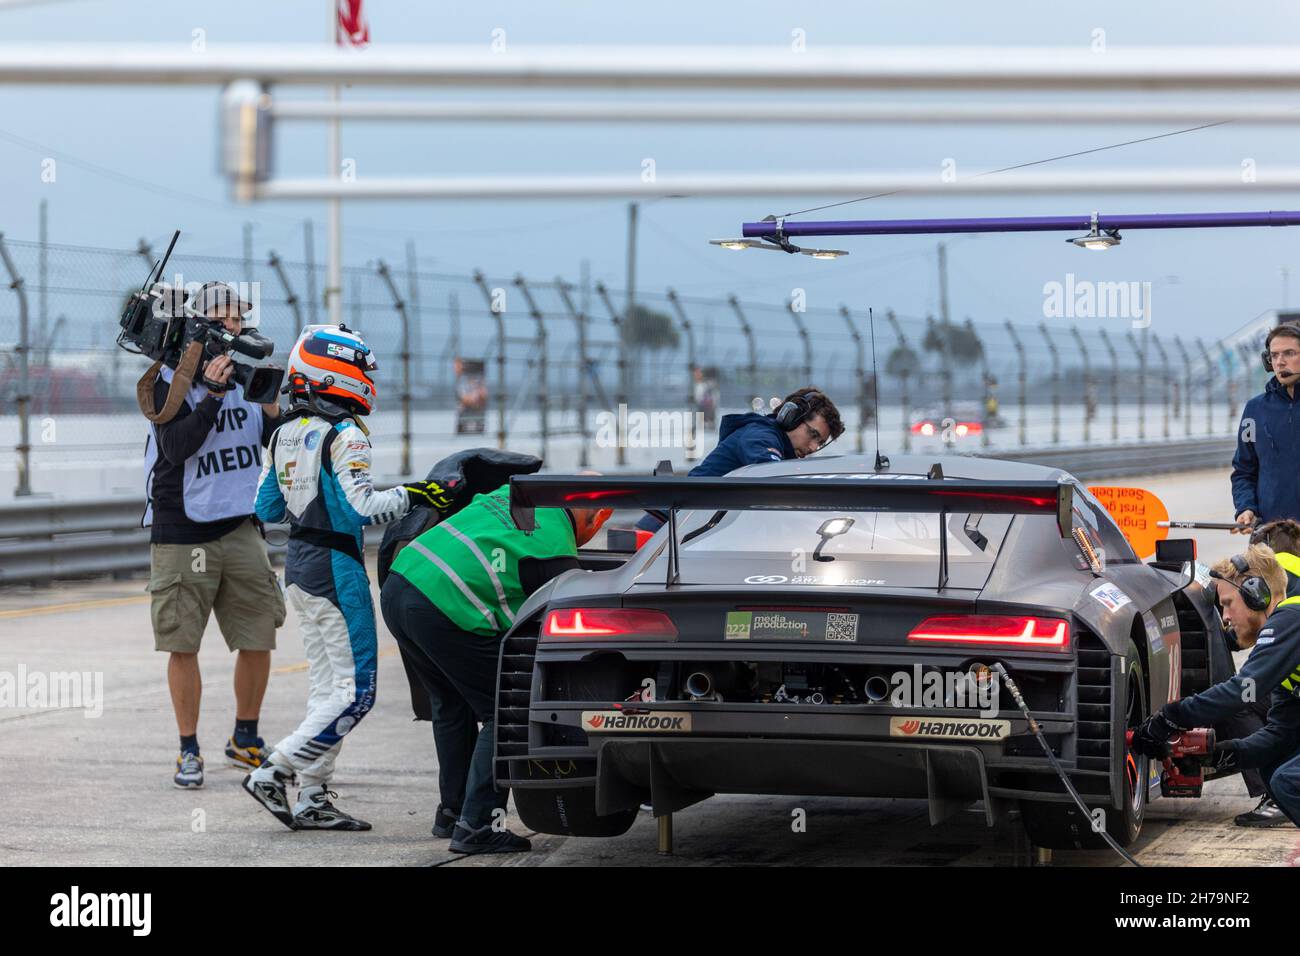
[1087,486,1169,559]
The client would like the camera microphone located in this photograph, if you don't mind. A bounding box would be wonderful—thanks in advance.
[211,327,274,360]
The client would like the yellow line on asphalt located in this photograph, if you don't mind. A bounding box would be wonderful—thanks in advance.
[0,594,150,619]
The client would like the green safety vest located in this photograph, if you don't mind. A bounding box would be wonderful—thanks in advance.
[390,485,577,635]
[1279,594,1300,696]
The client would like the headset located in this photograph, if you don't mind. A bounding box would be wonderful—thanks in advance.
[1209,553,1273,613]
[1262,324,1300,373]
[774,390,824,432]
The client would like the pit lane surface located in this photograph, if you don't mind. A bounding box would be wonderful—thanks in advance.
[2,467,1297,867]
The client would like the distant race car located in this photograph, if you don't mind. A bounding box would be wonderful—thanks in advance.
[494,455,1235,850]
[909,402,1002,441]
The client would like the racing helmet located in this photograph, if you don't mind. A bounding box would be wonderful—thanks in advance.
[286,324,378,416]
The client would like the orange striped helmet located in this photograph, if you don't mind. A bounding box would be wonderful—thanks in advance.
[286,324,378,415]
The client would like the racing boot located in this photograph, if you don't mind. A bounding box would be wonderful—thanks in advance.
[1234,795,1291,828]
[225,735,272,770]
[292,786,372,831]
[173,751,204,789]
[242,759,298,830]
[431,803,460,839]
[448,820,532,855]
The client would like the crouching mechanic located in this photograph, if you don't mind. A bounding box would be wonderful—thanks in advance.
[242,325,452,830]
[379,484,612,853]
[1132,544,1300,827]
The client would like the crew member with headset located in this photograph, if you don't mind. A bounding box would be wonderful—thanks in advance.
[1223,519,1300,826]
[1231,324,1300,533]
[142,281,286,790]
[379,484,612,854]
[1133,545,1300,828]
[636,386,845,532]
[1206,551,1288,827]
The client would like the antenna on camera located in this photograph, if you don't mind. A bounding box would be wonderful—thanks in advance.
[140,229,181,294]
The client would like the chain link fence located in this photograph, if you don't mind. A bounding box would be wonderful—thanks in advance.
[0,236,1261,498]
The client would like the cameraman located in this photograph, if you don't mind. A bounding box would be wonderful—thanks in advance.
[144,281,285,789]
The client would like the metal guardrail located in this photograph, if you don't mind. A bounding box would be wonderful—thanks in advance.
[0,438,1239,585]
[0,498,289,584]
[969,436,1237,481]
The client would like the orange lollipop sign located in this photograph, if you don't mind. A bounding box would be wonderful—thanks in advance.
[1087,486,1170,559]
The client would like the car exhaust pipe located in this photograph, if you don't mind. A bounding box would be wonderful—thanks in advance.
[685,670,720,701]
[864,675,891,702]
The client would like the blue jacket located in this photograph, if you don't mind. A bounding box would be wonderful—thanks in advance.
[633,412,795,532]
[1231,376,1300,523]
[688,412,796,477]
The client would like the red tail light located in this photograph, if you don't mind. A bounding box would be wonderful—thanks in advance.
[541,608,678,641]
[955,421,983,436]
[907,614,1070,651]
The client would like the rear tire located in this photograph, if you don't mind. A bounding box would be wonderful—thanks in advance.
[513,786,637,838]
[1021,641,1148,850]
[512,654,639,838]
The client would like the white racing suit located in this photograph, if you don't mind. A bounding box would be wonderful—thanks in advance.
[254,412,409,787]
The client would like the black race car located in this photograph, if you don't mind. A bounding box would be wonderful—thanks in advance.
[495,454,1234,850]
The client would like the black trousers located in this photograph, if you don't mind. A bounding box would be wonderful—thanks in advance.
[379,572,508,829]
[1214,700,1268,798]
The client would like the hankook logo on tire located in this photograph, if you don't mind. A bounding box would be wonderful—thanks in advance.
[744,575,788,584]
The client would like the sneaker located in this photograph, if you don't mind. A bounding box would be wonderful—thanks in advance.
[431,804,460,839]
[1234,795,1291,828]
[173,751,204,789]
[242,760,298,830]
[225,735,272,770]
[292,786,372,831]
[448,821,532,855]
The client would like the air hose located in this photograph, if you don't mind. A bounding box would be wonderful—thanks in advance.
[994,663,1141,867]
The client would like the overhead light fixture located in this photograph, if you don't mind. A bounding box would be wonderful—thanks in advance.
[709,238,781,252]
[710,216,848,259]
[1068,211,1121,251]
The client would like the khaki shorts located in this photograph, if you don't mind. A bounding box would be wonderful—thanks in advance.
[149,519,286,653]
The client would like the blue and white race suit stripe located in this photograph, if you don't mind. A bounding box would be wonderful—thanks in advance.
[255,412,409,787]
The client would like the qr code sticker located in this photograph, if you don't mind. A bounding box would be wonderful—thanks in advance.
[825,613,859,642]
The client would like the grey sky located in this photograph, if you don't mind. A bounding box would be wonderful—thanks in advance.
[1,0,1299,339]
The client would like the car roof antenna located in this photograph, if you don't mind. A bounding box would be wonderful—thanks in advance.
[928,463,944,480]
[869,306,889,472]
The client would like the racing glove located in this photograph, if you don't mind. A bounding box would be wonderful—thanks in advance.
[1131,711,1181,759]
[402,479,456,515]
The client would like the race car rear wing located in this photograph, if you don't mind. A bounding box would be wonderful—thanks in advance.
[509,473,1075,588]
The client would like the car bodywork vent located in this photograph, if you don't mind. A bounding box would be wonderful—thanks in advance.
[496,626,539,761]
[1075,630,1112,774]
[1172,591,1211,694]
